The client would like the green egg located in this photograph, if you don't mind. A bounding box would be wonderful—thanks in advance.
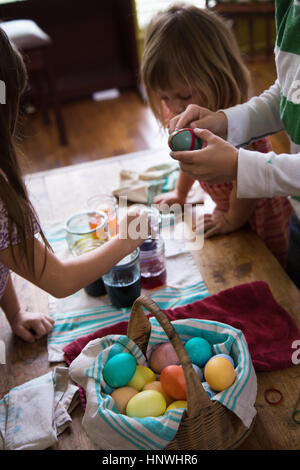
[103,353,136,388]
[168,128,202,151]
[184,337,212,367]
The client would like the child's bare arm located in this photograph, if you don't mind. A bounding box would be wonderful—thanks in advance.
[0,274,54,342]
[227,181,258,226]
[204,182,257,238]
[0,234,140,299]
[0,209,149,299]
[154,169,195,206]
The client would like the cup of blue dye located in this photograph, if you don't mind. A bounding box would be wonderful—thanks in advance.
[102,249,141,308]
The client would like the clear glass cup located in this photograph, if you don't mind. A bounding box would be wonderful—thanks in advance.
[65,210,110,296]
[87,194,118,238]
[130,204,161,239]
[102,249,141,308]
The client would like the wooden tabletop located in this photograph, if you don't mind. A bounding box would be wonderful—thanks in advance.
[1,148,300,450]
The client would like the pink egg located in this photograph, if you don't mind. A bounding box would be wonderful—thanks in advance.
[148,342,181,374]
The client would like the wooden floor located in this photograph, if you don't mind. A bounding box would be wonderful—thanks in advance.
[19,58,290,175]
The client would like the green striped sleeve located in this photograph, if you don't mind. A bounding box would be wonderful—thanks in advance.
[276,0,300,54]
[280,95,300,144]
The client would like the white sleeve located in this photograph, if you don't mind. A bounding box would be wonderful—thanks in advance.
[237,147,300,198]
[221,81,284,147]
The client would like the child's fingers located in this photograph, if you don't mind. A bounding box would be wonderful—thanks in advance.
[170,129,214,162]
[204,225,219,239]
[42,317,55,333]
[16,325,36,343]
[169,105,207,133]
[27,319,48,339]
[44,314,55,324]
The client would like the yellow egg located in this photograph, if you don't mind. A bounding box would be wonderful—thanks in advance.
[126,365,156,391]
[204,357,235,392]
[143,380,173,406]
[111,387,138,414]
[166,401,187,411]
[126,390,166,418]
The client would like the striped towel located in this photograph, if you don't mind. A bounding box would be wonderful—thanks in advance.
[112,162,180,204]
[46,224,210,362]
[69,318,256,450]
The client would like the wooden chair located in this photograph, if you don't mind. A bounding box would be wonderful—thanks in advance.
[1,19,68,146]
[206,1,275,59]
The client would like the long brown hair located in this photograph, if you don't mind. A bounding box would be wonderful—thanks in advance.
[141,3,251,126]
[0,26,50,278]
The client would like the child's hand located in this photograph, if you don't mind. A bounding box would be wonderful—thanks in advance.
[169,104,228,139]
[119,206,150,248]
[153,189,187,208]
[8,309,55,343]
[171,129,239,184]
[203,208,246,239]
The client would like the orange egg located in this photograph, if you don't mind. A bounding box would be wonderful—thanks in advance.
[204,357,235,392]
[160,365,187,400]
[143,380,173,406]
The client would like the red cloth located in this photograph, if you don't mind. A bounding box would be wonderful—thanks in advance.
[64,281,300,410]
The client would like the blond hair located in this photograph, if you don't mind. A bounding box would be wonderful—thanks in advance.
[141,3,251,126]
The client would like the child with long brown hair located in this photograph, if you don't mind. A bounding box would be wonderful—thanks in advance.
[0,27,148,343]
[141,3,292,267]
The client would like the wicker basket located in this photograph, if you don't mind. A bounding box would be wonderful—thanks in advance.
[127,295,256,450]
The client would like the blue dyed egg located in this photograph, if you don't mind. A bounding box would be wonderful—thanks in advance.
[184,337,212,367]
[103,353,136,388]
[191,363,204,381]
[214,353,235,367]
[202,381,215,399]
[168,128,202,151]
[107,343,125,361]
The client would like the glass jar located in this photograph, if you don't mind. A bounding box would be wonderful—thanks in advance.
[86,194,118,238]
[65,210,109,296]
[140,236,167,289]
[102,249,141,308]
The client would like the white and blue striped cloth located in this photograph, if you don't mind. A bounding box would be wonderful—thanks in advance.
[69,318,257,450]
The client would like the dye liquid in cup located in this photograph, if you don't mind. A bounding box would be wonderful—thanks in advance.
[103,249,141,308]
[87,194,118,238]
[140,238,167,289]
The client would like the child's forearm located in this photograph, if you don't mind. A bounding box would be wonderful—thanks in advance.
[227,181,258,227]
[176,170,195,198]
[0,274,21,320]
[53,236,137,297]
[0,234,141,299]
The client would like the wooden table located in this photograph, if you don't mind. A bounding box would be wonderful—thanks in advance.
[1,148,300,450]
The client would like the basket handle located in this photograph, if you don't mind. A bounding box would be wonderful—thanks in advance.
[128,295,212,417]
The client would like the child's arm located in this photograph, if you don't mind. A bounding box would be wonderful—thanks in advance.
[153,169,195,207]
[204,181,258,238]
[0,210,148,299]
[0,274,54,343]
[169,81,283,147]
[0,234,141,300]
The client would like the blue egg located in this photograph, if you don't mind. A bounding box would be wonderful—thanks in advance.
[202,381,215,399]
[107,343,125,361]
[103,353,136,388]
[168,128,202,151]
[185,337,212,367]
[191,363,204,381]
[214,353,235,367]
